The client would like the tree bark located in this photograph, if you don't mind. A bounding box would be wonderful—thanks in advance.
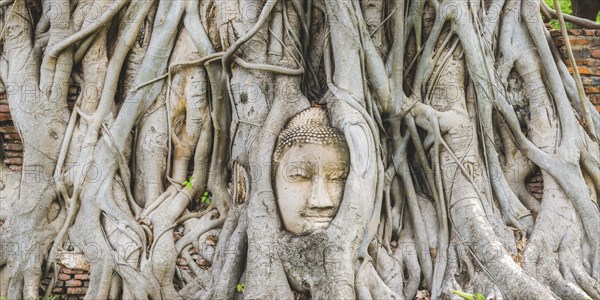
[0,0,598,299]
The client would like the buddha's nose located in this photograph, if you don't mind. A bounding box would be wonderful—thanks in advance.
[307,176,334,209]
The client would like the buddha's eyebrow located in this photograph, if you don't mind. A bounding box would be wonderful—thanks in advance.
[323,162,349,170]
[284,161,316,171]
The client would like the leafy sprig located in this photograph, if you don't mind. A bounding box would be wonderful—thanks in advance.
[182,176,194,190]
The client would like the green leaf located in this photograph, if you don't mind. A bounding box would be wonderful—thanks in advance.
[451,290,475,300]
[236,283,245,293]
[544,0,573,30]
[182,177,194,190]
[450,290,486,300]
[201,191,212,205]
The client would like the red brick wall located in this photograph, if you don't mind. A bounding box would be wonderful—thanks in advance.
[1,91,89,299]
[42,268,89,299]
[0,94,23,172]
[526,171,544,201]
[550,29,600,112]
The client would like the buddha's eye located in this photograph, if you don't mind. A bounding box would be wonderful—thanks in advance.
[285,167,311,182]
[326,170,348,182]
[324,162,348,182]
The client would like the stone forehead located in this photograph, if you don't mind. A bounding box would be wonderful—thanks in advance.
[273,107,346,162]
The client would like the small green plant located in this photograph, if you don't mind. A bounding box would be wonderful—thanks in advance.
[236,282,245,293]
[201,191,212,205]
[24,297,57,300]
[182,176,194,190]
[451,289,486,300]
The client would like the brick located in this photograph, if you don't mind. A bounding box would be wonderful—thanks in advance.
[58,273,71,281]
[0,104,9,113]
[65,279,82,287]
[4,151,22,158]
[0,113,11,121]
[554,39,564,47]
[568,49,591,59]
[74,274,89,280]
[61,268,84,275]
[569,38,589,45]
[567,58,600,67]
[4,143,23,151]
[3,133,21,140]
[0,126,16,133]
[68,86,80,95]
[8,165,21,172]
[52,287,65,294]
[4,157,23,165]
[593,50,600,59]
[592,95,600,105]
[530,177,543,183]
[585,86,600,94]
[585,59,600,67]
[567,66,592,75]
[67,287,88,295]
[584,29,596,36]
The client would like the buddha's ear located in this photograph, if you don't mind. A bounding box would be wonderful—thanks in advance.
[328,101,373,178]
[345,123,372,178]
[233,161,249,205]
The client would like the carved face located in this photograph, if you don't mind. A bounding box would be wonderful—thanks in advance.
[275,143,350,235]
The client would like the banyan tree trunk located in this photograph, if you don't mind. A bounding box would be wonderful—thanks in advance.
[0,0,599,299]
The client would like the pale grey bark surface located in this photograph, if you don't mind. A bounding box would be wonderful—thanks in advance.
[0,0,599,299]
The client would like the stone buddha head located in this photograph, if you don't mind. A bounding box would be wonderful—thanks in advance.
[272,107,350,236]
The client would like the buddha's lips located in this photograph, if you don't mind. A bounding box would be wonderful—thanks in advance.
[302,215,333,223]
[301,209,335,219]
